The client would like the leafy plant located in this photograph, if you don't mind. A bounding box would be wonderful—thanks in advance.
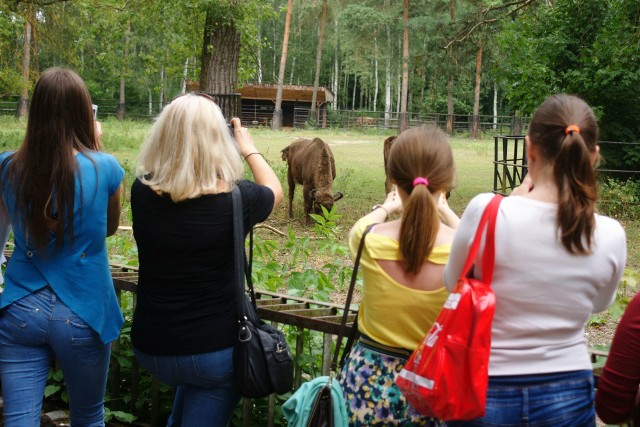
[608,268,640,320]
[598,178,640,220]
[309,204,342,238]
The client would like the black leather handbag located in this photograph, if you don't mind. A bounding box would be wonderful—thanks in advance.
[231,186,293,399]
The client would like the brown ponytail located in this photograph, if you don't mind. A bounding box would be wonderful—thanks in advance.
[528,94,599,254]
[387,126,455,274]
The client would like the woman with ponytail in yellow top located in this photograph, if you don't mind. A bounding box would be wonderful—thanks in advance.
[338,126,459,426]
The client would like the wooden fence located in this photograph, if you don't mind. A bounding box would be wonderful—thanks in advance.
[0,95,527,135]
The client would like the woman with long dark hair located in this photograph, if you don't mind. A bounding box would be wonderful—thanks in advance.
[0,67,124,426]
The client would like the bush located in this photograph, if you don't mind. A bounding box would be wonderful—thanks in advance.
[598,177,640,220]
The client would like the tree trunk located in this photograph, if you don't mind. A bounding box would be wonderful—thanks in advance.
[181,58,188,95]
[396,64,401,113]
[399,0,409,133]
[116,21,130,120]
[288,56,295,85]
[116,76,126,120]
[148,89,153,116]
[447,73,454,134]
[446,2,456,134]
[310,0,327,125]
[373,37,379,112]
[257,24,263,84]
[472,44,483,139]
[352,74,357,110]
[18,11,32,119]
[493,81,498,131]
[384,24,392,128]
[343,66,349,110]
[159,67,165,111]
[332,18,339,110]
[272,0,293,130]
[200,10,241,94]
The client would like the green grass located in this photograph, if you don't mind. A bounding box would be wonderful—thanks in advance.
[0,116,637,270]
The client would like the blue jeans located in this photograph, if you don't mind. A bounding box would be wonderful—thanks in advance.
[0,286,111,427]
[134,346,241,427]
[446,370,596,427]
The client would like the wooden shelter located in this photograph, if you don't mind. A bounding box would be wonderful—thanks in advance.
[239,83,334,128]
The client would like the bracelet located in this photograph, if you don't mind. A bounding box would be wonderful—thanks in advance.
[371,204,389,217]
[244,152,263,161]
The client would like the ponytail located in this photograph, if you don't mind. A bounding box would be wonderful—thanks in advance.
[528,94,600,255]
[400,183,440,275]
[554,130,598,254]
[387,126,454,275]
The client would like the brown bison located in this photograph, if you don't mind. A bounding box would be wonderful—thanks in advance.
[281,138,344,224]
[383,136,396,194]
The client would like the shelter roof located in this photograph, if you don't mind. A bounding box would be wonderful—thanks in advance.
[239,83,334,104]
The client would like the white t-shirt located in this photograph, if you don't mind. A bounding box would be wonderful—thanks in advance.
[443,193,627,376]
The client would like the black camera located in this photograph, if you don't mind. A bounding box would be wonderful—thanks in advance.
[226,121,235,139]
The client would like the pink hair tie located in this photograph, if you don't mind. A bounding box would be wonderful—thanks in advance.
[413,177,429,187]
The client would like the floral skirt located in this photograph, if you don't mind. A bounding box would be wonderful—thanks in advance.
[338,341,442,427]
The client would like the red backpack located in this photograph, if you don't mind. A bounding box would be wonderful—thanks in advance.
[396,194,503,421]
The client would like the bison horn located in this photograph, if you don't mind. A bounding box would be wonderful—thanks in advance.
[310,189,317,198]
[333,192,344,201]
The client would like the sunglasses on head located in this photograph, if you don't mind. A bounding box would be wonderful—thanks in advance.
[170,92,235,136]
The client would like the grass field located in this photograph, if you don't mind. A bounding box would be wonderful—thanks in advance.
[0,116,637,271]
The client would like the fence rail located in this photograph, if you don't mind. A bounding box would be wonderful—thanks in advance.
[0,95,528,135]
[492,137,640,197]
[1,250,356,426]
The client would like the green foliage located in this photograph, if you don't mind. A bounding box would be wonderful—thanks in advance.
[310,204,342,237]
[598,178,640,220]
[104,409,137,424]
[494,0,640,143]
[252,204,350,302]
[609,268,640,320]
[45,368,67,403]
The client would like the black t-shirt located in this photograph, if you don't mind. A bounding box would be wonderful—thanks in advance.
[130,179,274,355]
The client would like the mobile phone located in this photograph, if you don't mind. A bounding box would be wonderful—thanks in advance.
[92,104,98,120]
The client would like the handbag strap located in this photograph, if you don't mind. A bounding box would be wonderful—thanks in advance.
[331,222,376,373]
[460,194,503,283]
[231,186,250,321]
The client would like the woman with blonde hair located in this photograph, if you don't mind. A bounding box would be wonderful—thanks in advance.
[444,94,626,426]
[130,93,283,426]
[339,126,459,426]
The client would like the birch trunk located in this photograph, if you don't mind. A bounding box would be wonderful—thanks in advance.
[18,14,32,118]
[272,0,293,129]
[310,0,327,123]
[116,21,130,120]
[493,81,498,130]
[399,0,409,133]
[373,37,379,112]
[472,44,483,139]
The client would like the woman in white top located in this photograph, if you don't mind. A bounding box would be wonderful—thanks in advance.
[443,94,626,427]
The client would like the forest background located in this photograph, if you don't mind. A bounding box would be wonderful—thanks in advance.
[1,0,640,424]
[0,0,639,147]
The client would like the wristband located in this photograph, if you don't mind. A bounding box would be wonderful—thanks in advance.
[244,152,263,161]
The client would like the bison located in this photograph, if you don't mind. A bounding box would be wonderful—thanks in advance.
[281,138,343,224]
[383,136,396,194]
